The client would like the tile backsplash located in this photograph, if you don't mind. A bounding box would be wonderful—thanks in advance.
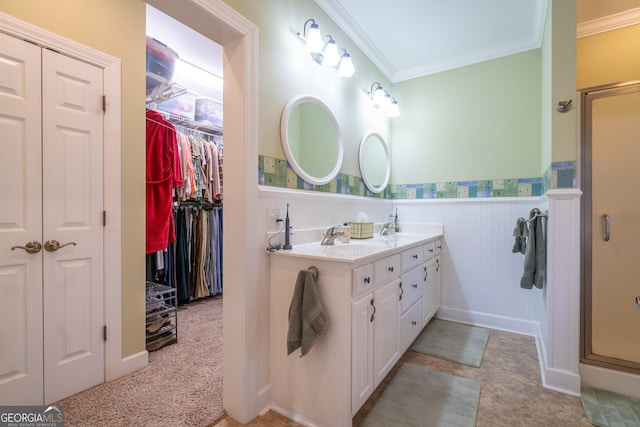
[259,155,575,200]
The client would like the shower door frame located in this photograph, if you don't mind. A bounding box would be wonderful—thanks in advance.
[580,80,640,374]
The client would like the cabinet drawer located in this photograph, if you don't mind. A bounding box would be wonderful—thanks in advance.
[374,254,401,285]
[352,264,374,297]
[401,297,423,351]
[401,245,425,271]
[424,241,437,259]
[434,239,442,255]
[400,264,425,313]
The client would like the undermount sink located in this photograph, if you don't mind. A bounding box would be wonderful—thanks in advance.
[273,232,437,262]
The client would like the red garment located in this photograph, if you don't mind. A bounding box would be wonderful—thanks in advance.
[146,110,184,254]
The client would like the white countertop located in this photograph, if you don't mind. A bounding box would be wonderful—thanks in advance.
[268,231,442,263]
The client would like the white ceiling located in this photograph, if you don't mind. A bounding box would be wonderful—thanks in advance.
[316,0,640,83]
[147,1,640,89]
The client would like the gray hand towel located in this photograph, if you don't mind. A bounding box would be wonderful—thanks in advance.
[520,209,546,289]
[512,220,527,254]
[287,267,328,357]
[533,214,546,289]
[520,209,537,289]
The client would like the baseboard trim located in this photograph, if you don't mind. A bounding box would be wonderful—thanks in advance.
[117,350,148,378]
[580,363,640,399]
[438,306,581,396]
[436,306,538,336]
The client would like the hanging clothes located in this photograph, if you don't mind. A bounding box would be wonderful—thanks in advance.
[146,109,184,254]
[146,109,224,303]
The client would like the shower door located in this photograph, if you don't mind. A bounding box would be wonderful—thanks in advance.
[582,81,640,373]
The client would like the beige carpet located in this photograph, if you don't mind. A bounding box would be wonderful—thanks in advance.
[56,296,225,427]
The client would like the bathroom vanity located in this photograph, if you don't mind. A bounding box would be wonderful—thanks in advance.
[268,229,443,427]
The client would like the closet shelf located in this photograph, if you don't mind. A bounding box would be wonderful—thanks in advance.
[145,78,187,105]
[156,109,223,135]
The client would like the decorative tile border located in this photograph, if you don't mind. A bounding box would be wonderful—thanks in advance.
[259,155,390,198]
[258,155,575,200]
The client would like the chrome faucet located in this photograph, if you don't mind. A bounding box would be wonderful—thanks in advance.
[321,226,344,245]
[380,221,394,236]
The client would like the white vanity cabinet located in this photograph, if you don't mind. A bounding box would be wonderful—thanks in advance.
[269,232,442,427]
[400,263,427,351]
[351,277,400,413]
[351,253,402,414]
[423,239,442,324]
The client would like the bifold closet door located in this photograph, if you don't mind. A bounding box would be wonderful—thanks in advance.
[0,32,105,405]
[0,30,44,406]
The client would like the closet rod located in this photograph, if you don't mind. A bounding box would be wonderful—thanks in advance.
[157,109,222,136]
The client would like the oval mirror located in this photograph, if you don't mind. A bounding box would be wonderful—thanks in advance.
[281,95,343,185]
[359,132,390,193]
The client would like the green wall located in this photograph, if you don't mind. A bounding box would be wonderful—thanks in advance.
[390,50,542,184]
[225,0,391,178]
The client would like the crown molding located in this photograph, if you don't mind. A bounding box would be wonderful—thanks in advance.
[314,0,397,81]
[578,7,640,38]
[315,0,547,83]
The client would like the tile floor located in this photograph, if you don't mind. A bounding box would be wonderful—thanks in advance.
[214,327,593,427]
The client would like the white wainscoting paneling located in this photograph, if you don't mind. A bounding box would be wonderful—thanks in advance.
[397,198,545,335]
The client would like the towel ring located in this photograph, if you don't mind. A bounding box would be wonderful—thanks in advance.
[307,266,319,280]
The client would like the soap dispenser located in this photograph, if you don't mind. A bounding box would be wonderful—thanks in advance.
[340,222,351,243]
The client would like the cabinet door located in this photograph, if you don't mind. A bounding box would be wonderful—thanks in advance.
[424,257,437,323]
[352,293,374,414]
[373,278,401,386]
[433,255,442,310]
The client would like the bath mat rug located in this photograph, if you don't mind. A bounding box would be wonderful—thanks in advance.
[581,386,640,426]
[411,319,490,367]
[361,362,481,427]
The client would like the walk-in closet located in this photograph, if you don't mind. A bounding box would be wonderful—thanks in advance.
[145,5,224,352]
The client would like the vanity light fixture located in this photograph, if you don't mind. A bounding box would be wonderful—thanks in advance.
[369,82,400,117]
[298,19,356,77]
[387,98,400,118]
[319,35,340,67]
[337,49,355,78]
[299,19,324,53]
[370,82,386,108]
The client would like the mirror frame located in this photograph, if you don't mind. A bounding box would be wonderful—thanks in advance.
[358,131,390,194]
[280,95,344,186]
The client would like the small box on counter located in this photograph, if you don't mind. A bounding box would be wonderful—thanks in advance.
[348,222,374,239]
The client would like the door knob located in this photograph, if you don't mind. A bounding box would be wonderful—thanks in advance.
[44,240,77,252]
[11,241,42,254]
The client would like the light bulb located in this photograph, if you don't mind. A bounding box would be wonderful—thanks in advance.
[305,23,324,54]
[387,100,400,117]
[337,52,355,77]
[322,39,340,67]
[372,87,385,108]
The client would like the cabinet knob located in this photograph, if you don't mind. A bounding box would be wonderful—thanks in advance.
[412,283,418,288]
[388,266,394,272]
[412,321,417,326]
[364,277,370,284]
[412,254,418,259]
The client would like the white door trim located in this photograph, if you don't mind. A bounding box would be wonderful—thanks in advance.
[0,13,126,382]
